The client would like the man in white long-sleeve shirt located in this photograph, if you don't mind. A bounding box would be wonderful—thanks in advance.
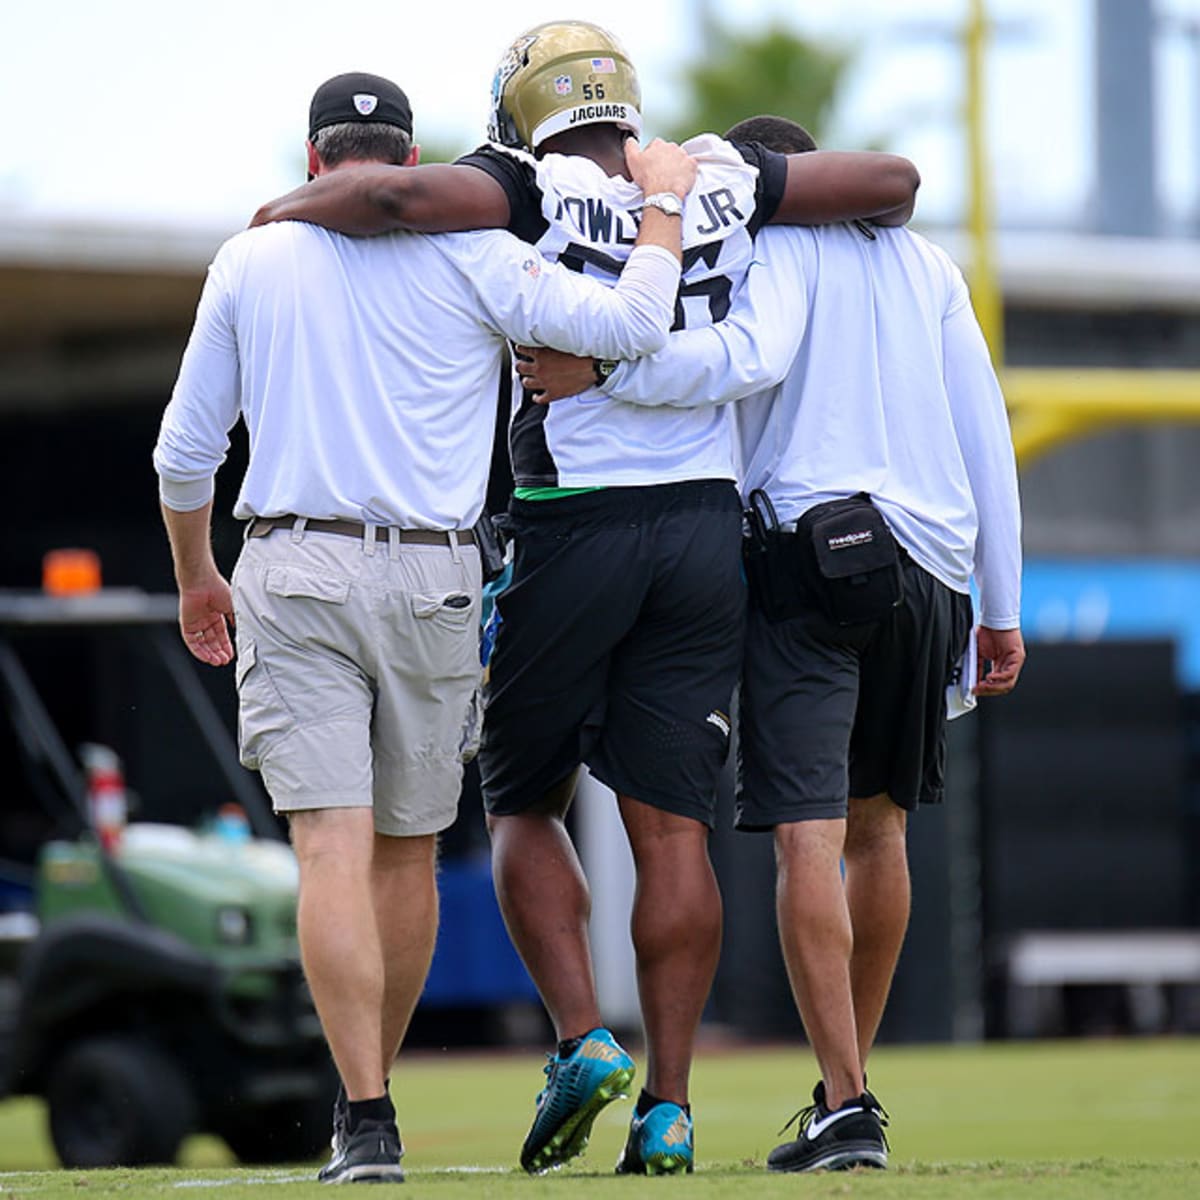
[152,70,694,1184]
[519,114,1024,1175]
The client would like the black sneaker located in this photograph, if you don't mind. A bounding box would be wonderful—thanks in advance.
[767,1082,888,1173]
[318,1117,405,1184]
[317,1085,350,1183]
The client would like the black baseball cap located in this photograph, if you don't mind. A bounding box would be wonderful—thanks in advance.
[308,72,413,140]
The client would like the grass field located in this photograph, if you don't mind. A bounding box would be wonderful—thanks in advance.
[0,1037,1196,1197]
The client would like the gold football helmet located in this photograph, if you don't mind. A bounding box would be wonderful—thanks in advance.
[487,21,643,151]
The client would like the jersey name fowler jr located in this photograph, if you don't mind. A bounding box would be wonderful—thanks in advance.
[553,188,747,247]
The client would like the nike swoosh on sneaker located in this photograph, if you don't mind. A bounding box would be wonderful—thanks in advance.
[805,1105,864,1141]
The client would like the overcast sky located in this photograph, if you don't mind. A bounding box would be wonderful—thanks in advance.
[1,0,1197,233]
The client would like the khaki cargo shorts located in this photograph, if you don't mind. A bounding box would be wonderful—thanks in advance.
[231,524,482,836]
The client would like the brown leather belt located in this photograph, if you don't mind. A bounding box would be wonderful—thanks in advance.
[248,516,475,545]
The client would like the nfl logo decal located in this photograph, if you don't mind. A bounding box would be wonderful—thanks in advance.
[554,74,572,96]
[590,57,616,73]
[353,93,379,115]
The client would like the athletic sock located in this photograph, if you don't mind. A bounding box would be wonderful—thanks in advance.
[636,1089,689,1118]
[347,1093,395,1132]
[559,1026,607,1058]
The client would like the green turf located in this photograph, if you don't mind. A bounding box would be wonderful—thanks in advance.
[0,1038,1197,1197]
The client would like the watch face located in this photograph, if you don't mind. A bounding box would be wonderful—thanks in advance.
[646,192,682,217]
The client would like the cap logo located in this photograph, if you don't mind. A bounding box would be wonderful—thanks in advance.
[353,93,379,116]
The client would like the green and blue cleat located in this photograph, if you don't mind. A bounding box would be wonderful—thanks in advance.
[519,1028,636,1173]
[615,1101,694,1176]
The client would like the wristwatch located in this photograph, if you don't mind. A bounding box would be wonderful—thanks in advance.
[642,192,684,218]
[593,358,619,388]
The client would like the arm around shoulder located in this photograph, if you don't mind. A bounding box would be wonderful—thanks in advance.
[250,163,511,234]
[772,151,919,227]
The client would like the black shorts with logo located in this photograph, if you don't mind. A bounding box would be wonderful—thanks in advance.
[480,480,745,827]
[737,554,972,829]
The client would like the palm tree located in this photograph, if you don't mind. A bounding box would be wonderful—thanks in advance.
[666,23,849,146]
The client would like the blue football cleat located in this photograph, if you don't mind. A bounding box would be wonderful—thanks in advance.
[519,1028,635,1173]
[615,1101,694,1176]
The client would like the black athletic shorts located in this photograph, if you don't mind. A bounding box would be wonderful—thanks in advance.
[737,554,972,829]
[480,480,745,826]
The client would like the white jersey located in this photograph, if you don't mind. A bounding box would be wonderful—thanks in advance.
[465,136,784,488]
[600,223,1023,630]
[153,220,679,529]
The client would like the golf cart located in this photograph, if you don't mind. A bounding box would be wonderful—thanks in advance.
[0,586,336,1167]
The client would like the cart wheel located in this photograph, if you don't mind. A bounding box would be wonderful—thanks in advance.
[222,1095,334,1164]
[47,1037,196,1167]
[220,1062,338,1164]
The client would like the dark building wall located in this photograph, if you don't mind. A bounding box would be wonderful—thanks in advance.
[0,404,246,593]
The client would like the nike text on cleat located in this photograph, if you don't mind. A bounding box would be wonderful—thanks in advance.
[615,1101,694,1176]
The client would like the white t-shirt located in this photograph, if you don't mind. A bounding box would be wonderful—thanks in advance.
[600,223,1023,630]
[463,136,786,488]
[153,220,679,529]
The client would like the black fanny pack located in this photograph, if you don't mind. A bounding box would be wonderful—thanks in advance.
[743,491,905,626]
[797,494,905,625]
